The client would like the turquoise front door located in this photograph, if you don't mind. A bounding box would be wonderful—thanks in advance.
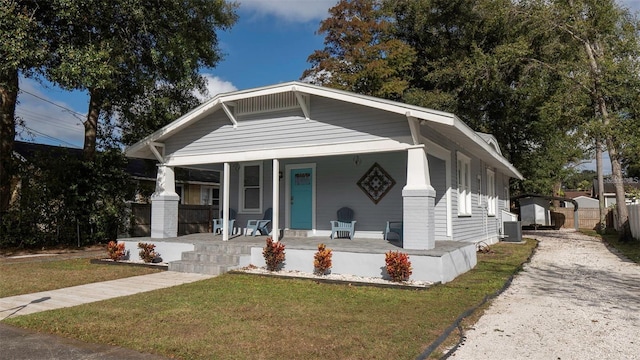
[290,168,313,229]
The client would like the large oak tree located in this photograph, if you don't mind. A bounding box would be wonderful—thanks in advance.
[0,0,237,217]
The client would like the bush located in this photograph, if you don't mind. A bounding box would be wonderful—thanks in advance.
[138,242,159,263]
[313,243,333,275]
[385,251,412,282]
[262,237,285,271]
[1,147,135,249]
[107,241,126,261]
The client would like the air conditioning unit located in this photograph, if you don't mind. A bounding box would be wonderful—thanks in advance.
[503,221,522,242]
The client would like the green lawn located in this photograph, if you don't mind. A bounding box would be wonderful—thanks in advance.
[0,258,163,298]
[580,229,640,264]
[4,239,537,360]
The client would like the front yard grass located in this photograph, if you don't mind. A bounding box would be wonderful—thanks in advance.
[580,228,640,264]
[4,239,536,360]
[0,259,163,298]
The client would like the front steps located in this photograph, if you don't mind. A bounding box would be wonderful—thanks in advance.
[283,229,308,238]
[169,242,252,275]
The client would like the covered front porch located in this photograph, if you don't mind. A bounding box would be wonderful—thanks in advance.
[150,144,440,251]
[118,232,477,283]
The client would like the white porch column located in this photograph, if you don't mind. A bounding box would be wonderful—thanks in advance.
[402,146,436,250]
[151,165,180,238]
[222,162,230,241]
[272,159,280,241]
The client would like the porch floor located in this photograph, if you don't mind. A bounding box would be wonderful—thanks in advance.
[119,233,478,283]
[124,232,471,257]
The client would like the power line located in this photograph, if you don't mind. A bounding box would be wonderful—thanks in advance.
[20,126,81,148]
[18,89,125,131]
[19,89,87,119]
[16,108,84,130]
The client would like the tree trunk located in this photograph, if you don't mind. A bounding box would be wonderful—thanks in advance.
[583,41,631,240]
[607,141,631,240]
[83,90,102,161]
[0,67,19,219]
[596,139,606,233]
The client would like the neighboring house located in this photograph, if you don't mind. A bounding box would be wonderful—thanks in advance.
[566,195,600,209]
[593,177,640,207]
[125,82,523,250]
[126,157,220,206]
[11,141,219,206]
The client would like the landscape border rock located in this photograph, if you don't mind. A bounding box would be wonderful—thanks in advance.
[230,267,437,290]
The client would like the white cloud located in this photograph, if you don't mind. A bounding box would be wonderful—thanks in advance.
[619,0,640,12]
[239,0,335,22]
[15,78,85,148]
[195,74,238,101]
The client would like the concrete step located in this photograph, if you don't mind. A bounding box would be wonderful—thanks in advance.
[168,261,236,275]
[169,241,253,276]
[283,229,308,238]
[193,243,253,254]
[181,252,242,264]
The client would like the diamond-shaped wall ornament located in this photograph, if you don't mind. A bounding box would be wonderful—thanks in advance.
[357,162,396,204]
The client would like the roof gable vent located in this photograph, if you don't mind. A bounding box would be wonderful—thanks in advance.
[236,92,306,115]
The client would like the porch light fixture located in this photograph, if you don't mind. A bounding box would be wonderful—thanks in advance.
[353,155,361,166]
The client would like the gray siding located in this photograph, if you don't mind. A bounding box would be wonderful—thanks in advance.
[312,152,406,233]
[221,153,406,236]
[165,96,411,158]
[428,154,448,240]
[223,160,276,233]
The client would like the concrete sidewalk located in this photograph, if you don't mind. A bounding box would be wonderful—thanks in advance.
[0,271,214,359]
[0,271,214,319]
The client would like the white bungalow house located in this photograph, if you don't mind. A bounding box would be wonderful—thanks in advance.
[125,82,522,252]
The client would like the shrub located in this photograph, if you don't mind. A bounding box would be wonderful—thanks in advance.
[262,237,285,271]
[385,251,412,282]
[107,241,126,261]
[138,242,159,263]
[313,243,333,275]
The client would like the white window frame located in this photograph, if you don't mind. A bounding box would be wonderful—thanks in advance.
[457,152,472,216]
[486,168,496,216]
[239,162,263,214]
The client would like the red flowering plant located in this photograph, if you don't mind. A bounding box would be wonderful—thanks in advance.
[107,241,126,261]
[385,251,412,282]
[313,243,333,275]
[138,242,159,263]
[262,237,285,271]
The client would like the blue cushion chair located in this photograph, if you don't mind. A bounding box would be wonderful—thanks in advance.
[330,207,356,239]
[212,208,237,235]
[245,208,273,236]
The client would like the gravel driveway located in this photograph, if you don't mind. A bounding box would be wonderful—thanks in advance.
[450,230,640,360]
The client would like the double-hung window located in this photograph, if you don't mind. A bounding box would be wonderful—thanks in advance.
[457,152,472,216]
[239,162,262,213]
[486,168,496,216]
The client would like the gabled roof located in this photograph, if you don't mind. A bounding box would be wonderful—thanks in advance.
[125,81,523,180]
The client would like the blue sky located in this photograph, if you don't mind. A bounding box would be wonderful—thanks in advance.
[16,0,335,148]
[14,0,640,174]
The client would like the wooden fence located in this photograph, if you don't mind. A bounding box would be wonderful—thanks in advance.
[130,204,218,237]
[552,208,613,230]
